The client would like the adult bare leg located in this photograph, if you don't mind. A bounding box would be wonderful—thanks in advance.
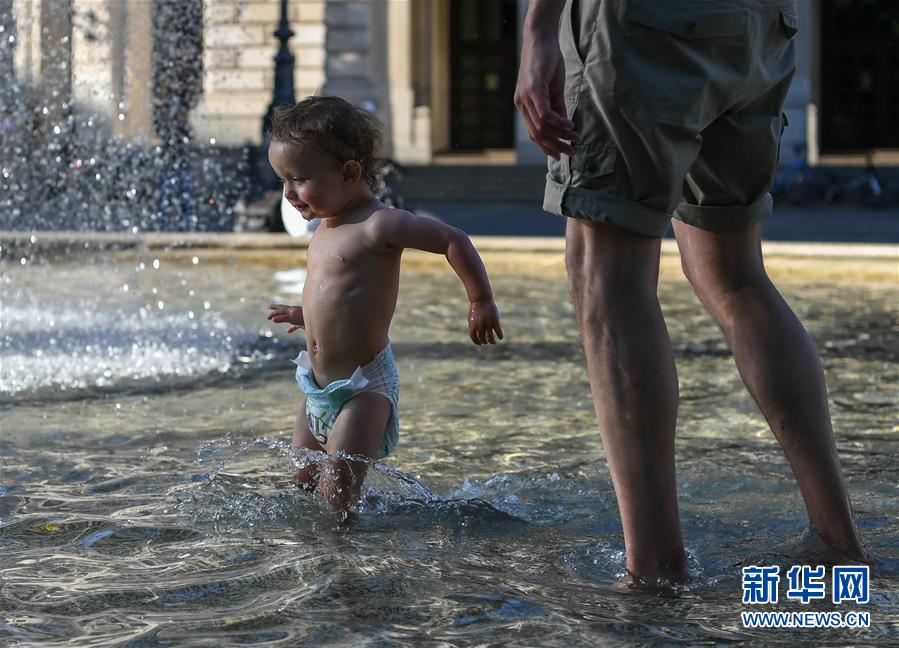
[673,220,867,560]
[566,218,687,584]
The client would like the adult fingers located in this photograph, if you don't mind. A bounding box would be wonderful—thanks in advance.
[521,104,562,159]
[531,91,577,136]
[517,100,550,156]
[530,93,579,142]
[521,97,576,159]
[486,328,497,345]
[540,119,580,145]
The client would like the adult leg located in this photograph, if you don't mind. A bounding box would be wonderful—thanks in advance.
[320,392,391,514]
[673,220,867,560]
[292,396,325,491]
[566,218,687,584]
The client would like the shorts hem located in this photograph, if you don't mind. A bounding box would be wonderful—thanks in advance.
[673,193,773,231]
[544,177,671,238]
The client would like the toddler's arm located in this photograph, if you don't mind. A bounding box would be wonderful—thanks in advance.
[369,209,503,345]
[267,303,305,333]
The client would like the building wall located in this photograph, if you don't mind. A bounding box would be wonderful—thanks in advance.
[70,0,113,121]
[193,0,327,145]
[3,0,828,164]
[11,0,41,88]
[515,0,545,164]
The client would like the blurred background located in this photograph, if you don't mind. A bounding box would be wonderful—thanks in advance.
[0,0,896,239]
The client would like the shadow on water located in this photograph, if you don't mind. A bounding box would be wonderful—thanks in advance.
[4,334,896,408]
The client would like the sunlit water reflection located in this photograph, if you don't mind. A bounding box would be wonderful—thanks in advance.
[1,255,897,645]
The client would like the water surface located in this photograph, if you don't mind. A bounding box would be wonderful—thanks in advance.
[1,254,897,645]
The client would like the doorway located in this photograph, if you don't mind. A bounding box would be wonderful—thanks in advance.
[449,0,518,150]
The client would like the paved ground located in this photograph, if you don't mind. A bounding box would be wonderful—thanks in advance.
[411,202,899,243]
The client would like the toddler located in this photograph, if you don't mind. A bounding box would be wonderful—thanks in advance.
[266,96,503,515]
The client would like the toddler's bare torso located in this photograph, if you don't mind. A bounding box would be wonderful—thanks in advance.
[302,211,401,386]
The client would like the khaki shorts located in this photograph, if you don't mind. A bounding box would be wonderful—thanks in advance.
[544,0,798,237]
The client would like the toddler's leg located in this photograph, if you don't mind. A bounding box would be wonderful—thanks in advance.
[293,395,325,491]
[320,392,391,514]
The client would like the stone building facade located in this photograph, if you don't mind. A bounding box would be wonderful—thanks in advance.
[4,0,894,168]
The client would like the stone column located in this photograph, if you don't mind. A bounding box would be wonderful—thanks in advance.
[39,0,73,130]
[12,0,41,84]
[366,0,389,122]
[321,1,375,105]
[782,1,814,160]
[385,0,430,163]
[1,0,15,170]
[515,0,544,164]
[0,0,14,99]
[429,0,450,154]
[70,0,113,121]
[111,0,154,142]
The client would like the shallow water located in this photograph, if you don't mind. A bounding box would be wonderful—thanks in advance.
[1,253,897,645]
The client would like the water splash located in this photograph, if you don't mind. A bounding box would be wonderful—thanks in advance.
[179,435,535,537]
[0,0,247,232]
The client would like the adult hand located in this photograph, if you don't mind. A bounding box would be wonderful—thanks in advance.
[267,303,305,333]
[514,24,580,160]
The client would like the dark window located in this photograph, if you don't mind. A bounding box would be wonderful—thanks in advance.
[449,0,517,150]
[820,0,899,151]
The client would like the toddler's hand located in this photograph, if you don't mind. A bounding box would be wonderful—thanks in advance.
[468,299,503,345]
[267,303,305,333]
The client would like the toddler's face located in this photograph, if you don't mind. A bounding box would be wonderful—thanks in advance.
[268,140,348,220]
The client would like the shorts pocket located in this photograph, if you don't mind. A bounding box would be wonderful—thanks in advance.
[626,0,748,40]
[617,0,749,125]
[561,0,602,118]
[779,9,798,39]
[562,0,586,66]
[570,144,617,188]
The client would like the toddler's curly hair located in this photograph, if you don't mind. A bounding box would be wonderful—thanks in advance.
[270,95,385,192]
